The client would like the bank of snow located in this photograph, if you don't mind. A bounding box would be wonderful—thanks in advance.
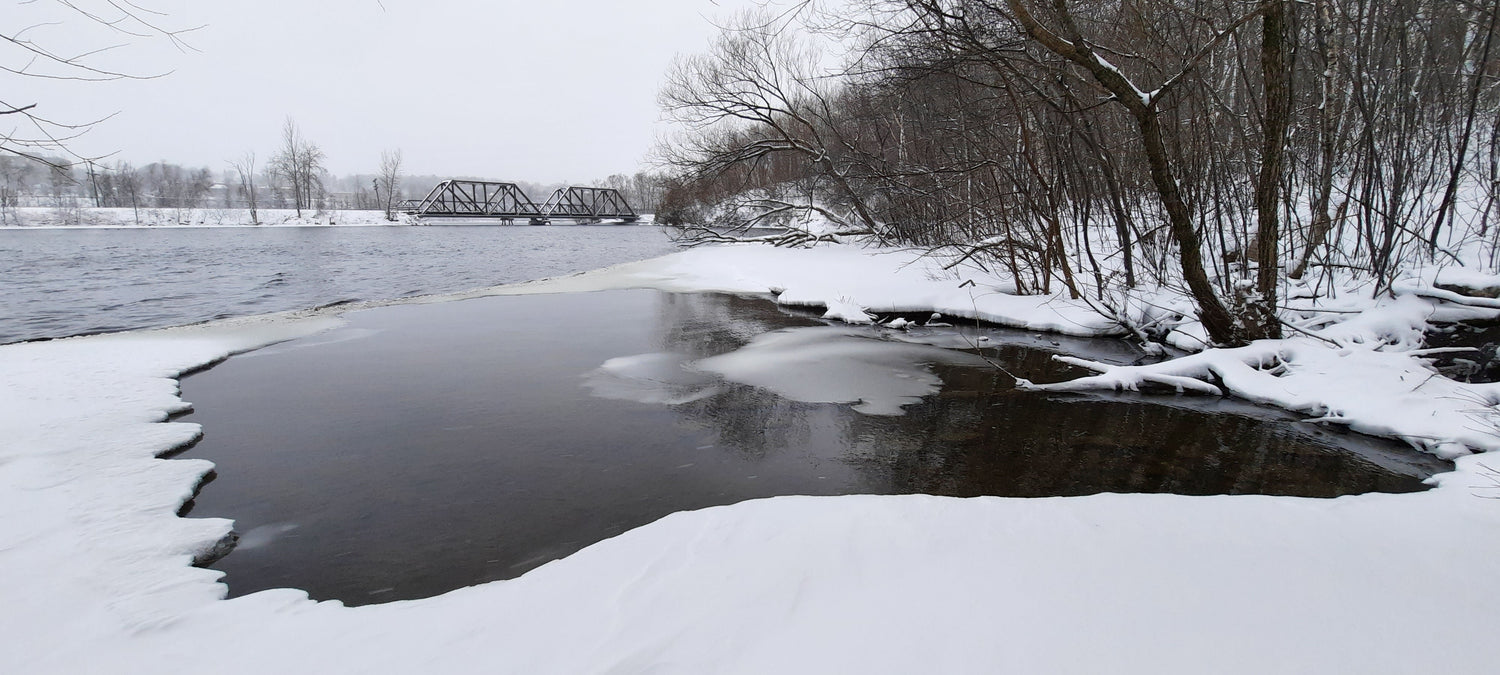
[4,242,1500,673]
[490,243,1500,458]
[478,243,1135,336]
[0,206,403,229]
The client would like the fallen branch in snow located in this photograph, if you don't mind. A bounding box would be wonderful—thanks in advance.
[1402,284,1500,310]
[1026,354,1224,396]
[1012,313,1500,459]
[672,199,874,248]
[1016,354,1225,395]
[1276,318,1343,347]
[1409,346,1481,357]
[1473,461,1500,498]
[672,225,848,248]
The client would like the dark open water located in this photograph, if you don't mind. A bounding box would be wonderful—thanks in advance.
[179,289,1447,606]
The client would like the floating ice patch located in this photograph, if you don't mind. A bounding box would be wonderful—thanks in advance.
[233,327,383,358]
[582,352,721,405]
[822,297,874,324]
[692,326,987,415]
[234,522,299,550]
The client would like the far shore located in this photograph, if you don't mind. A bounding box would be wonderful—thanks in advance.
[0,206,659,230]
[1,206,402,229]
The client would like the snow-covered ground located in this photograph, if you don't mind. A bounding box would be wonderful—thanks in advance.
[4,242,1500,673]
[0,206,403,228]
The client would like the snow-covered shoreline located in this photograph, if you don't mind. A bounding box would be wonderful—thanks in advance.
[0,207,660,229]
[480,244,1500,456]
[0,206,404,229]
[4,242,1500,673]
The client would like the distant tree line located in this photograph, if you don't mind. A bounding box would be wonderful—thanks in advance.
[592,172,669,213]
[1,3,670,226]
[658,0,1500,347]
[3,114,671,226]
[1,117,412,225]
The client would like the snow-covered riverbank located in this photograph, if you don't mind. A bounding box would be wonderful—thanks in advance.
[0,207,660,229]
[483,244,1500,459]
[0,206,402,229]
[3,242,1499,673]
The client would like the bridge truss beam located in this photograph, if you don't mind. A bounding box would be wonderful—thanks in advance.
[537,186,639,222]
[401,180,639,223]
[411,180,541,219]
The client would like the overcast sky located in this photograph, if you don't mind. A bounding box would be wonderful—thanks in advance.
[9,0,759,182]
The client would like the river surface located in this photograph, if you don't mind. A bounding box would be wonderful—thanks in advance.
[3,225,1451,607]
[0,225,678,344]
[179,289,1446,606]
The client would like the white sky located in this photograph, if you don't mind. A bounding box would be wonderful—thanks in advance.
[7,0,760,181]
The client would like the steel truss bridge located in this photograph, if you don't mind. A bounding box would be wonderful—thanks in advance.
[397,180,639,224]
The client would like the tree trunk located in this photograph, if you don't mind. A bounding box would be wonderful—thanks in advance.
[1250,1,1290,339]
[1428,3,1497,254]
[1136,112,1243,344]
[1006,0,1246,345]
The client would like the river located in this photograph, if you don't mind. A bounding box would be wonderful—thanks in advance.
[178,290,1445,605]
[2,224,1450,606]
[0,225,679,344]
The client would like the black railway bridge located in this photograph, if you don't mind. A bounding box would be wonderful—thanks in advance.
[397,180,640,224]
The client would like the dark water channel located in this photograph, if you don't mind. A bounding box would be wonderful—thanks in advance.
[180,289,1446,605]
[1426,321,1500,383]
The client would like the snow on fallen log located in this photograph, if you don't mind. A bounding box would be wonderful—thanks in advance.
[1022,333,1500,460]
[1018,354,1227,395]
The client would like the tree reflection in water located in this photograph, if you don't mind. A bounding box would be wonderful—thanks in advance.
[181,290,1446,605]
[630,292,1441,498]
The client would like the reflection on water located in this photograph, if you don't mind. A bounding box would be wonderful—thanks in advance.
[592,327,989,415]
[180,290,1447,605]
[584,352,721,405]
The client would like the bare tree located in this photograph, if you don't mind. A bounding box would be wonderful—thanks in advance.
[230,152,261,225]
[2,2,200,167]
[270,118,326,217]
[996,0,1284,344]
[658,0,1498,347]
[378,149,403,221]
[658,9,883,239]
[115,161,141,225]
[0,157,31,224]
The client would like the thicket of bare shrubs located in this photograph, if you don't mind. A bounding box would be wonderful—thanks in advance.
[657,1,1500,346]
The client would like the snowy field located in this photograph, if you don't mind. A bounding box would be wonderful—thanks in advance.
[0,206,402,228]
[3,242,1500,672]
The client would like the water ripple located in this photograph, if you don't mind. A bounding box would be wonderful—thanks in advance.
[0,225,679,344]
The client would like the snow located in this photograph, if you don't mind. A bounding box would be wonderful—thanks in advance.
[52,481,1500,674]
[1436,265,1500,295]
[0,312,343,669]
[4,240,1500,672]
[820,296,875,324]
[582,352,721,405]
[693,326,986,415]
[476,243,1126,336]
[1091,52,1153,108]
[584,325,987,415]
[496,242,1500,460]
[1023,337,1495,460]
